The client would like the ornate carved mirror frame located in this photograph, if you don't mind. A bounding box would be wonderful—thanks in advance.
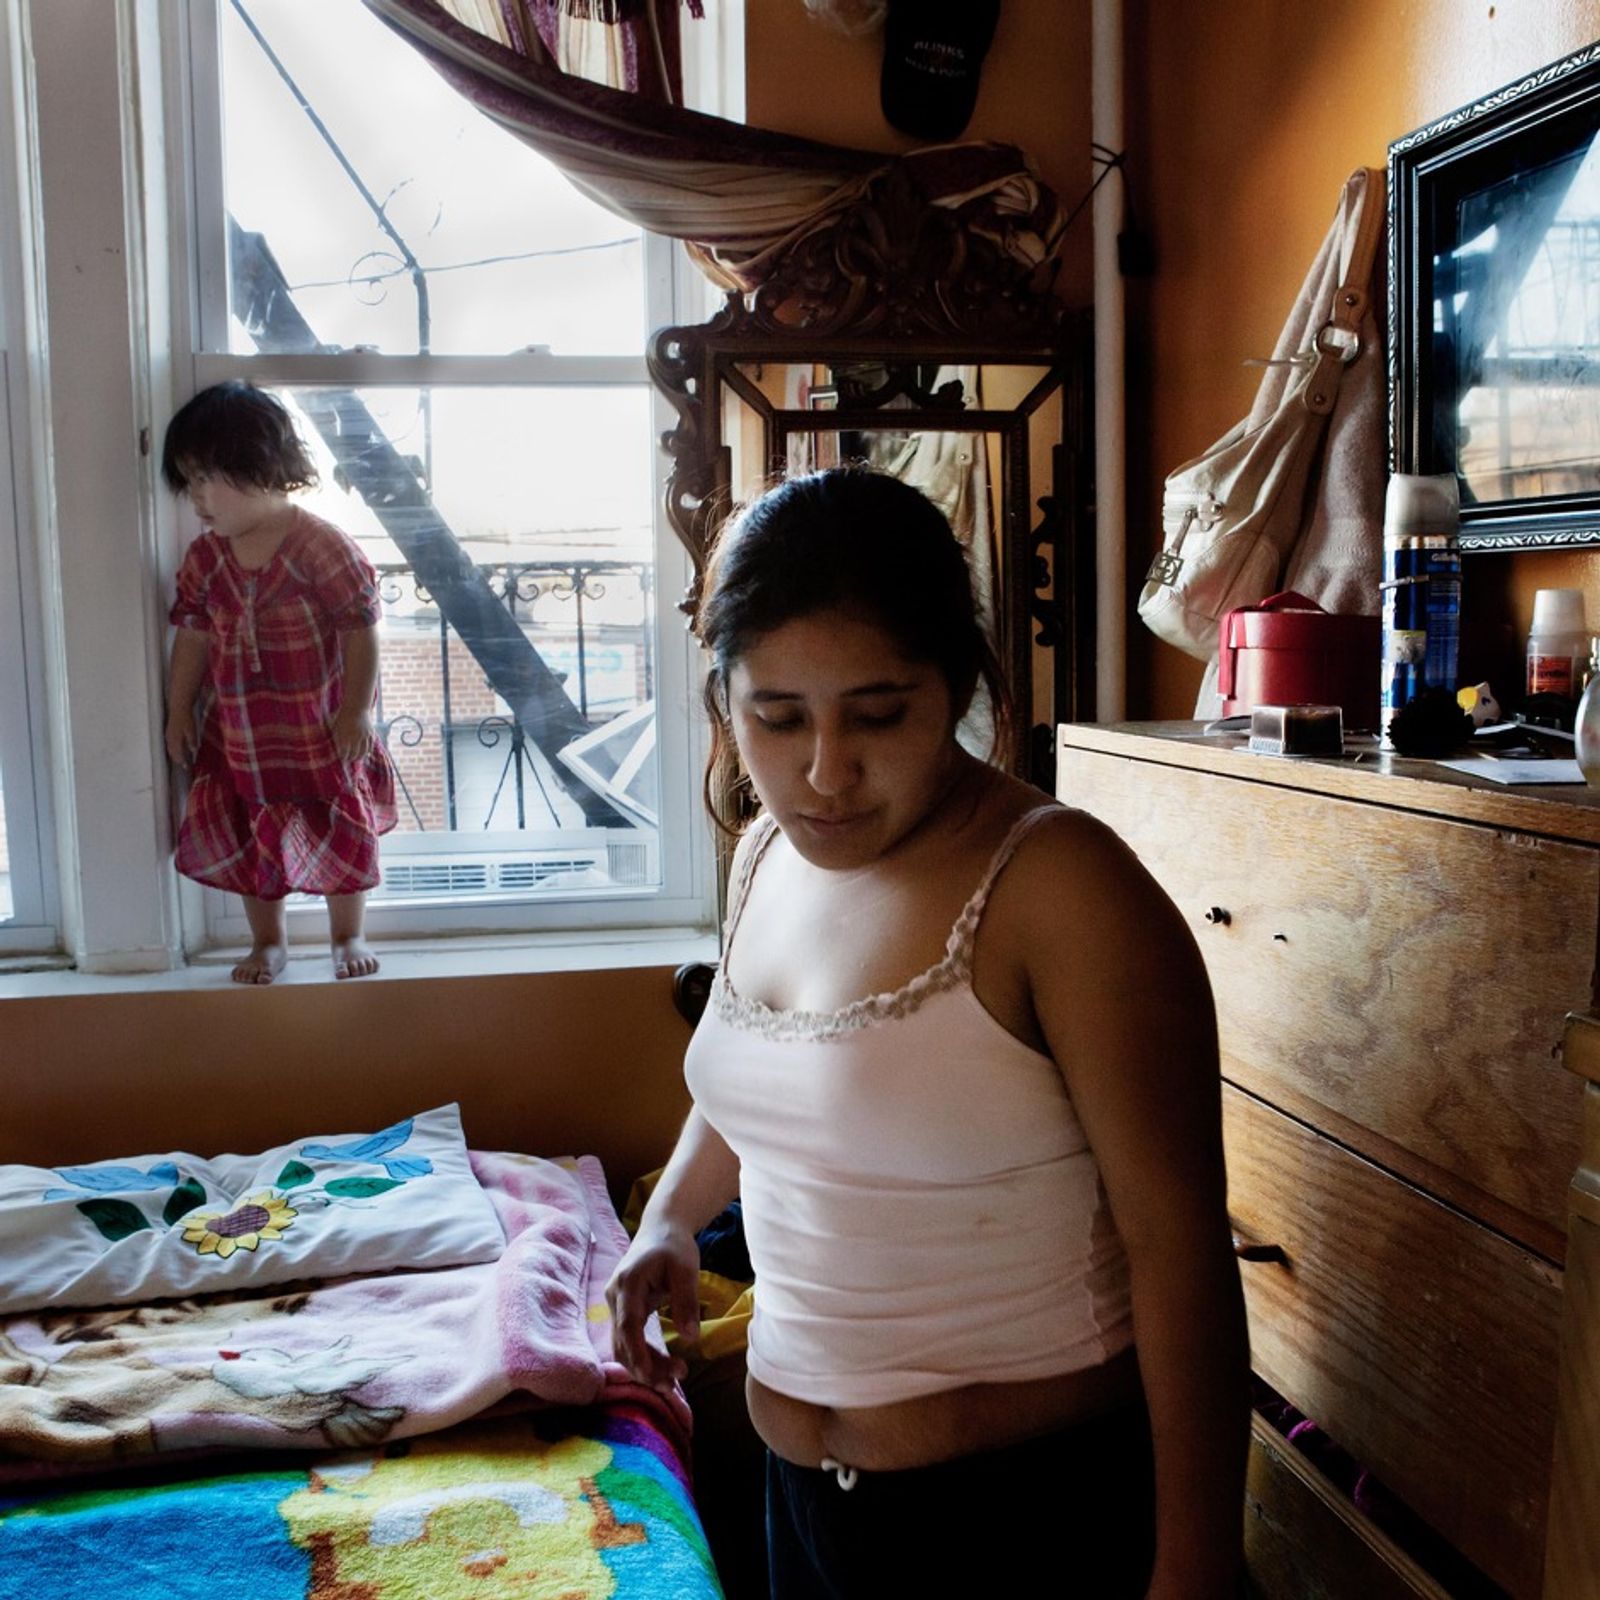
[1390,40,1600,551]
[648,163,1093,789]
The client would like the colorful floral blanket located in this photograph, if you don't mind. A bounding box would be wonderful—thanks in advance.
[0,1402,722,1600]
[0,1152,686,1477]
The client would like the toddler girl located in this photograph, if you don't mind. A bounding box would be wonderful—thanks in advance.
[163,382,397,984]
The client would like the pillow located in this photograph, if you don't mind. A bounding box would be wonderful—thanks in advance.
[0,1104,505,1315]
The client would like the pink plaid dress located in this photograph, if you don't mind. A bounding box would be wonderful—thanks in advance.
[170,509,397,901]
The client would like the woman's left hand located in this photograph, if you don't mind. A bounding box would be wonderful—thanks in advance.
[331,706,375,763]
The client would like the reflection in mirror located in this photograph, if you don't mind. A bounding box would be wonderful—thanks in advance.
[1391,39,1600,550]
[719,362,1005,729]
[691,346,1075,787]
[1437,133,1600,506]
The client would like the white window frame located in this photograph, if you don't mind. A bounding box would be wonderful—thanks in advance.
[0,0,58,953]
[172,0,715,946]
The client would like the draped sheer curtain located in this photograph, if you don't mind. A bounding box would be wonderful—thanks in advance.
[432,0,697,101]
[362,0,1065,294]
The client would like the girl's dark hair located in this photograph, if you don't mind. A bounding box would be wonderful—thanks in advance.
[696,466,1012,833]
[161,382,318,495]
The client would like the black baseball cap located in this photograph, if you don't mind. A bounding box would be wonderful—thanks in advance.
[880,0,1002,142]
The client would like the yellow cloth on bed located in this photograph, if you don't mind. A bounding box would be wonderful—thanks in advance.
[622,1173,752,1366]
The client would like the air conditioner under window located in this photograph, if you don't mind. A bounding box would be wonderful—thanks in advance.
[375,832,659,899]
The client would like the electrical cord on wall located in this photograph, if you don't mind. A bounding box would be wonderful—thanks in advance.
[1062,142,1156,277]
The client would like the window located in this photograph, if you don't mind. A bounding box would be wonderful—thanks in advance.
[181,0,713,941]
[0,0,57,953]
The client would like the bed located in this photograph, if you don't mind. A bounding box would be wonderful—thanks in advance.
[0,1111,724,1600]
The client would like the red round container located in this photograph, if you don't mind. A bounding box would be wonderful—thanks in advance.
[1218,590,1381,729]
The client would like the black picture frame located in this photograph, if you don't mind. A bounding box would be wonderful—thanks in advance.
[1389,40,1600,552]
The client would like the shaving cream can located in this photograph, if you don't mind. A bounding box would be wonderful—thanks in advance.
[1380,475,1461,749]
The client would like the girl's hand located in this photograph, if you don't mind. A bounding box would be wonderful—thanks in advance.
[165,709,197,767]
[605,1223,703,1395]
[331,706,375,763]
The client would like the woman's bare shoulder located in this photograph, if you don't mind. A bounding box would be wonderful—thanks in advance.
[722,811,777,904]
[994,797,1191,951]
[953,764,1062,839]
[979,798,1216,1078]
[961,772,1124,869]
[729,810,775,866]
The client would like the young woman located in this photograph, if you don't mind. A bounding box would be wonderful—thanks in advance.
[163,382,397,984]
[608,467,1248,1598]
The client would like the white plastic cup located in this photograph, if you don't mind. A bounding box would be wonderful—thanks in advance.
[1528,588,1589,698]
[1531,587,1587,637]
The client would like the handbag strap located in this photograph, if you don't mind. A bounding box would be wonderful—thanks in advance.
[1301,167,1385,417]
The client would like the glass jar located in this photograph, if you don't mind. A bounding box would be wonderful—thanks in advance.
[1577,637,1600,786]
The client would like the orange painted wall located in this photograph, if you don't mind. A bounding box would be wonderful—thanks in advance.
[1126,1,1600,716]
[744,1,1093,304]
[3,968,694,1207]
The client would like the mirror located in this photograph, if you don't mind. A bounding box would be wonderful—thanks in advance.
[649,165,1092,788]
[1390,41,1600,550]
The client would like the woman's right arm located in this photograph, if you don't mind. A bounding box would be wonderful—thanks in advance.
[606,1106,741,1392]
[165,628,210,765]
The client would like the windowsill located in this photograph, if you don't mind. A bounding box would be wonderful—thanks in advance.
[0,926,719,1000]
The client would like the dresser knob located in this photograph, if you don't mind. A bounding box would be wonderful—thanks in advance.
[1204,906,1232,926]
[1230,1229,1288,1265]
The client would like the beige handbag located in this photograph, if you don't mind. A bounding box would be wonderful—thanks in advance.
[1138,167,1387,669]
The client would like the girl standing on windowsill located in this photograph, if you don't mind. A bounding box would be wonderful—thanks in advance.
[607,467,1249,1599]
[162,381,396,985]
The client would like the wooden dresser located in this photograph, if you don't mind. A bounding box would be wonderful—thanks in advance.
[1056,722,1600,1600]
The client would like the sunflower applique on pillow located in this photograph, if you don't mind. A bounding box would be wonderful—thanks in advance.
[0,1104,504,1315]
[182,1190,299,1259]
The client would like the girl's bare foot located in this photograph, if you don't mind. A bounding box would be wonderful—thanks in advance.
[232,943,287,985]
[332,937,379,980]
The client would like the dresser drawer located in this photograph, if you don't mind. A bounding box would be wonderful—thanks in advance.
[1243,1414,1448,1600]
[1225,1083,1562,1598]
[1059,747,1592,1251]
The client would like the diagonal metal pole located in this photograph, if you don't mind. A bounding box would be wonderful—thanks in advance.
[230,219,619,825]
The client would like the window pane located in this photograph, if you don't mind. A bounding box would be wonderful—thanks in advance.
[219,1,647,356]
[225,386,663,903]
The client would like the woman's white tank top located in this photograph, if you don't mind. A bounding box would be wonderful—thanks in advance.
[684,805,1133,1408]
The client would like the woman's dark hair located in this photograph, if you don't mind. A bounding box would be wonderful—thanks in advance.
[161,382,318,495]
[695,466,1012,833]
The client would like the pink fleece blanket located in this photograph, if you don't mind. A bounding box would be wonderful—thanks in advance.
[0,1151,683,1479]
